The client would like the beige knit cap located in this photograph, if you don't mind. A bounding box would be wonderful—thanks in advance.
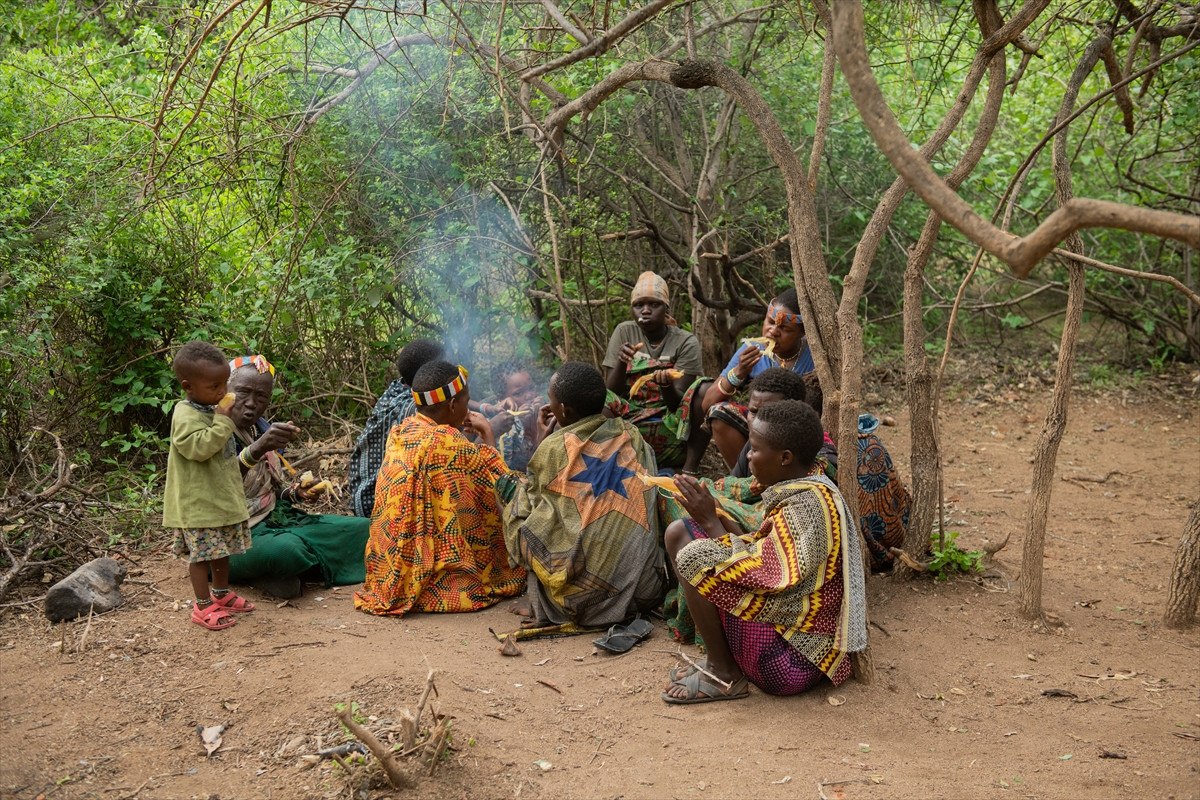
[631,271,669,304]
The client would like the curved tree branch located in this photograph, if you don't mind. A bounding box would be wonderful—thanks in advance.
[521,0,678,80]
[831,0,1200,277]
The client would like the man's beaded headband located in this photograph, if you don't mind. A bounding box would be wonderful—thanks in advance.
[413,365,469,406]
[229,354,275,376]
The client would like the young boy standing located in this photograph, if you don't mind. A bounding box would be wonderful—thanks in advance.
[164,341,256,630]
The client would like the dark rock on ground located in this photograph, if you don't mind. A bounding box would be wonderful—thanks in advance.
[44,557,127,622]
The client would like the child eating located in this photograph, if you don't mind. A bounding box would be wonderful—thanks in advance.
[163,341,256,631]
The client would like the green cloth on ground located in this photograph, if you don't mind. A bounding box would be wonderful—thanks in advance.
[229,500,370,587]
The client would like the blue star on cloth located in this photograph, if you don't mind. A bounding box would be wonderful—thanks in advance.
[546,430,649,529]
[568,452,636,499]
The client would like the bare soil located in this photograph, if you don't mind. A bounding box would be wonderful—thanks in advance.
[2,382,1198,800]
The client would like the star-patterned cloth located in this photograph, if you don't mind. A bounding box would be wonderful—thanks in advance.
[354,415,527,616]
[503,414,665,628]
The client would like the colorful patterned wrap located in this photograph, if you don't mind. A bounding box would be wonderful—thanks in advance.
[502,414,666,627]
[354,415,527,616]
[674,473,868,686]
[855,414,912,572]
[605,349,703,469]
[683,520,826,696]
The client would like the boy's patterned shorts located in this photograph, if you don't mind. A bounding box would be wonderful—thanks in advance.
[170,521,252,563]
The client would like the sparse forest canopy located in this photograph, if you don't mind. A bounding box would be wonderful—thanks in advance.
[1,2,1197,500]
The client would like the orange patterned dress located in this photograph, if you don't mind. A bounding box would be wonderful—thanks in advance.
[354,415,527,616]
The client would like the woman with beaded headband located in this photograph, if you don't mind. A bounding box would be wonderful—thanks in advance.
[700,287,814,470]
[224,355,372,599]
[355,361,527,616]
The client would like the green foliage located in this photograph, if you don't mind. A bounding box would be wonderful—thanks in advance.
[1,0,1195,492]
[927,532,983,582]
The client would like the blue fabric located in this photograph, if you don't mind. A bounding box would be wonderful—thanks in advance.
[720,343,815,381]
[347,379,417,517]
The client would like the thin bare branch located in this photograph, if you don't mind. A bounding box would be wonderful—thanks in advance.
[522,0,677,80]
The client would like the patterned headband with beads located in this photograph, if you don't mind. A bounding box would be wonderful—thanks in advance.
[767,304,802,327]
[229,354,275,376]
[413,365,469,406]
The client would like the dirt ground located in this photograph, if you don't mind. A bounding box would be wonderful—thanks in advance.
[1,378,1198,800]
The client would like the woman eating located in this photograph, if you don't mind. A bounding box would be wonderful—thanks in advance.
[701,288,814,469]
[661,399,867,703]
[225,355,371,599]
[602,271,708,473]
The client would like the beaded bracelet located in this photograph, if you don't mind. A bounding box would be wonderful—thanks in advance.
[725,370,746,388]
[238,447,259,468]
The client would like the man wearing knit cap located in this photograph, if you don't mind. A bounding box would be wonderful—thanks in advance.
[602,271,708,472]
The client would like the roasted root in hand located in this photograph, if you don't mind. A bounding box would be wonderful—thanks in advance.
[296,470,334,496]
[638,474,680,494]
[217,392,237,411]
[638,473,734,520]
[741,337,776,358]
[629,369,684,398]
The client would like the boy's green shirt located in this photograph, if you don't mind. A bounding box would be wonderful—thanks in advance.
[162,401,250,529]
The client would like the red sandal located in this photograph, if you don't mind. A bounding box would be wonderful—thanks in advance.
[211,590,256,613]
[192,602,237,631]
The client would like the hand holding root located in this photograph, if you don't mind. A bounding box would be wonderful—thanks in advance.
[629,368,683,398]
[734,342,766,377]
[464,411,495,447]
[292,470,334,502]
[674,474,721,530]
[618,341,645,366]
[215,392,237,417]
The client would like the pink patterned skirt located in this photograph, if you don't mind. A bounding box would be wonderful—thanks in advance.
[683,519,825,696]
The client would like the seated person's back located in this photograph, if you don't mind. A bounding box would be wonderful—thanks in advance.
[503,361,665,628]
[347,338,445,518]
[354,360,527,616]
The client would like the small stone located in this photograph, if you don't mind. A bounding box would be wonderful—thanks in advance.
[44,557,127,622]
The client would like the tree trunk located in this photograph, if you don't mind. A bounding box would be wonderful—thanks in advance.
[1019,33,1109,619]
[1164,501,1200,629]
[689,248,736,374]
[901,282,939,565]
[1017,264,1083,619]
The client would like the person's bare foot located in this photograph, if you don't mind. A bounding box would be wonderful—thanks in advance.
[509,601,533,618]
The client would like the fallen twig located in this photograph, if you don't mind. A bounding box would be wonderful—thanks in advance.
[425,719,451,776]
[0,595,46,609]
[336,706,414,790]
[652,648,732,690]
[817,778,873,800]
[78,603,95,653]
[888,546,930,572]
[535,679,563,694]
